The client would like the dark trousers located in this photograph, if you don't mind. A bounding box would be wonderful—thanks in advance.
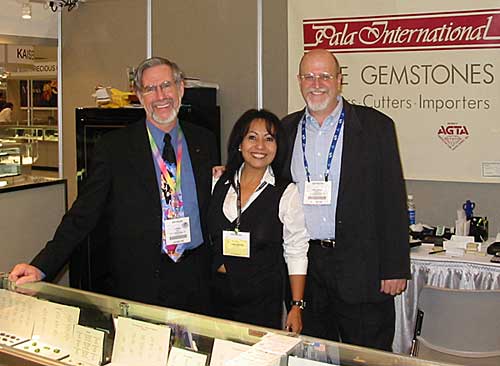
[302,244,395,351]
[211,271,283,330]
[155,244,211,315]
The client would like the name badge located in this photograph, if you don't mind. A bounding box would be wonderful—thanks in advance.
[304,181,332,205]
[222,230,250,258]
[164,217,191,244]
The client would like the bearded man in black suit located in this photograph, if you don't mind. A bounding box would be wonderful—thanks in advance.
[281,49,410,351]
[10,57,218,315]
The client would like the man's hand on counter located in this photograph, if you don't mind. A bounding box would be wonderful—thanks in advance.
[8,263,44,285]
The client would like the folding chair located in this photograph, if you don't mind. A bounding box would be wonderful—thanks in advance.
[411,286,500,366]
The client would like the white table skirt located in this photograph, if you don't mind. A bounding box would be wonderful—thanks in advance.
[393,244,500,354]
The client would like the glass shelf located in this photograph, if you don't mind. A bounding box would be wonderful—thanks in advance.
[0,275,450,366]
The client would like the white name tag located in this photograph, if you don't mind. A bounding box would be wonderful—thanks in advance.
[304,181,332,205]
[164,217,191,244]
[222,230,250,258]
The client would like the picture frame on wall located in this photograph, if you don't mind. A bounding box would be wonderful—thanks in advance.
[20,80,58,108]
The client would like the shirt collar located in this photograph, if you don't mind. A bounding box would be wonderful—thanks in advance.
[305,96,344,129]
[226,164,276,187]
[146,119,179,146]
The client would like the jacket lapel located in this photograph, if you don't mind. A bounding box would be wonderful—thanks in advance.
[179,120,210,211]
[337,99,363,207]
[126,120,160,203]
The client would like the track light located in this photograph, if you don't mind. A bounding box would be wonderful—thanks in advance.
[22,2,32,19]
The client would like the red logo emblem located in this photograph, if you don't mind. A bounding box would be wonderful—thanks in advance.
[437,123,469,150]
[303,9,500,53]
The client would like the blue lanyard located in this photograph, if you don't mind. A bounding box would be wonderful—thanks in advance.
[301,109,345,182]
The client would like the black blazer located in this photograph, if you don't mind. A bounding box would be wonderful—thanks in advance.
[31,119,218,303]
[281,99,410,303]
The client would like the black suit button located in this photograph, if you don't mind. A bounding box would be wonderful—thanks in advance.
[153,269,160,278]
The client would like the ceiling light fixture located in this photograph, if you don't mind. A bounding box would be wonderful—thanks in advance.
[22,2,32,19]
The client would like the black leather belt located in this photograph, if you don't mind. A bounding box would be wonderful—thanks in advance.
[309,239,336,248]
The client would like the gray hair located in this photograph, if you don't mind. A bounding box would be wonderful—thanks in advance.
[133,57,184,92]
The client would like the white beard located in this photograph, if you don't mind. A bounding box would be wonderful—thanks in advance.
[306,98,331,112]
[146,96,181,125]
[152,106,178,125]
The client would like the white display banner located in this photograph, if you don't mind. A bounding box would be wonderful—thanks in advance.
[7,45,34,65]
[288,0,500,183]
[33,62,58,75]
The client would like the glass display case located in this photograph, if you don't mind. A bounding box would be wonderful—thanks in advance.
[0,125,58,170]
[0,125,58,143]
[0,143,22,178]
[0,274,452,366]
[0,141,36,178]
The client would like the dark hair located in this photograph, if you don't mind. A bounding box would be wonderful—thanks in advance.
[133,57,184,93]
[225,108,287,179]
[1,102,12,110]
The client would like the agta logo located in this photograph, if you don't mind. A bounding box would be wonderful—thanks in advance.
[437,123,469,150]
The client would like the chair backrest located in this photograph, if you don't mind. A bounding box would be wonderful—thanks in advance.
[416,286,500,354]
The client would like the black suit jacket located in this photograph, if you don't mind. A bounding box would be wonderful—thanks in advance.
[281,99,410,303]
[31,119,218,305]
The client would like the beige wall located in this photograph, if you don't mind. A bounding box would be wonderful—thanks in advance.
[59,1,499,234]
[152,0,258,162]
[61,0,147,202]
[262,0,288,117]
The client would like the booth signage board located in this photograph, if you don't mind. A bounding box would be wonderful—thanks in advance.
[33,62,58,75]
[7,45,34,65]
[288,1,500,183]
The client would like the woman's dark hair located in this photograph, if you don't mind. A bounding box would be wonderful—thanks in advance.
[0,102,12,110]
[225,108,288,179]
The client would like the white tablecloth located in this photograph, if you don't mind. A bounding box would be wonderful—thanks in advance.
[393,243,500,354]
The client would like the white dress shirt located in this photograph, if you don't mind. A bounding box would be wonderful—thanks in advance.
[214,164,309,275]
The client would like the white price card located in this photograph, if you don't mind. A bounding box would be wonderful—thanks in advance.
[32,299,80,352]
[0,289,35,343]
[225,347,281,366]
[71,325,105,366]
[111,317,171,366]
[167,347,207,366]
[209,338,250,366]
[253,333,301,355]
[288,355,339,366]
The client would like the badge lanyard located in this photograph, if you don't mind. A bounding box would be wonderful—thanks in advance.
[232,173,266,233]
[147,127,184,216]
[301,109,345,182]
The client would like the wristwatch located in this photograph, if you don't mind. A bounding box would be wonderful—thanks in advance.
[290,299,306,310]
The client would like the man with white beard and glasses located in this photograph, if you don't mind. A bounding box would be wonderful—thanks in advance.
[281,49,410,351]
[10,57,218,315]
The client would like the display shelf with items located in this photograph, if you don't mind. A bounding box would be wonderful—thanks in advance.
[0,141,37,179]
[0,125,57,170]
[0,125,58,143]
[0,143,22,178]
[0,274,450,366]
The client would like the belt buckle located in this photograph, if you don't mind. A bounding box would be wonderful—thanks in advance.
[320,239,335,248]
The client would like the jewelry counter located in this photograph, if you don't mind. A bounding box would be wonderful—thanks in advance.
[0,275,456,366]
[0,177,67,285]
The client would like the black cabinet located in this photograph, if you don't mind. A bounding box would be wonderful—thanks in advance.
[70,88,220,292]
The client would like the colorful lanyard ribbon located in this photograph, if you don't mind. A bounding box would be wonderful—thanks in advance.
[301,109,344,182]
[147,127,184,195]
